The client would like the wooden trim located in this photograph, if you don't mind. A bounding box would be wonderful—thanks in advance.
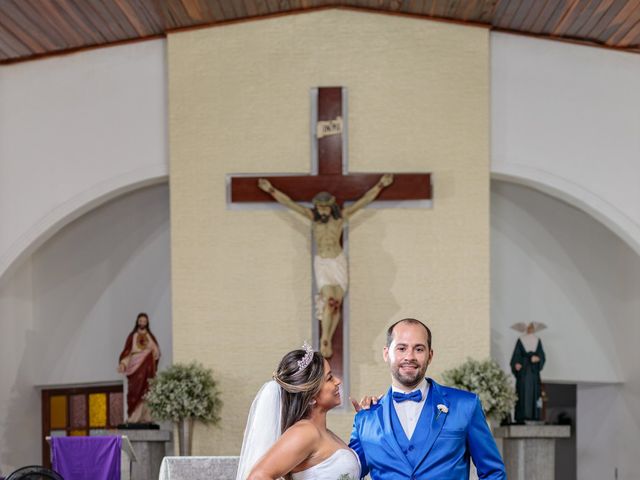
[84,391,90,431]
[43,384,122,396]
[42,390,51,468]
[67,393,72,435]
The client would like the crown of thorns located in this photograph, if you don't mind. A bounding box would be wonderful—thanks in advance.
[312,192,336,206]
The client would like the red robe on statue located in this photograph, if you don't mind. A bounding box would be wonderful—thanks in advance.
[119,330,160,421]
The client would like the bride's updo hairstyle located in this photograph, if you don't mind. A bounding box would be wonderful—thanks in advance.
[273,348,325,433]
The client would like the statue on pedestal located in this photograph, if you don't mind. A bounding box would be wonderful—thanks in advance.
[118,312,161,424]
[510,322,546,423]
[258,174,394,358]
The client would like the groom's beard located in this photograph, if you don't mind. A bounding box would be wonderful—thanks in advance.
[391,361,428,389]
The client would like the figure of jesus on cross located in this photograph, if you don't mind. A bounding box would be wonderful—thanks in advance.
[229,87,431,370]
[258,174,394,357]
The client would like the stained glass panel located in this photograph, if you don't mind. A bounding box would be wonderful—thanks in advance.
[50,430,67,437]
[50,395,67,429]
[89,393,107,427]
[69,429,87,436]
[109,392,123,426]
[70,394,86,428]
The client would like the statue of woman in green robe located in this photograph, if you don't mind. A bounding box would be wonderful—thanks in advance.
[510,322,546,423]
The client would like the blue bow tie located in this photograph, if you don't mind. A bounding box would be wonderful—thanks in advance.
[392,390,422,403]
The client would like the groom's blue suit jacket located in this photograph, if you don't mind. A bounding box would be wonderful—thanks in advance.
[349,379,506,480]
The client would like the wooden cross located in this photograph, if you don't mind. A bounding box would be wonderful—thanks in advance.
[229,87,432,384]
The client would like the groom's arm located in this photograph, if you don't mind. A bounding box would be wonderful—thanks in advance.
[466,396,506,480]
[348,414,370,479]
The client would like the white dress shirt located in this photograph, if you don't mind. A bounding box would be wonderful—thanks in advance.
[391,379,429,440]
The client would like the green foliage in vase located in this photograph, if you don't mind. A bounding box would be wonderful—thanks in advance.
[442,358,517,421]
[144,362,222,424]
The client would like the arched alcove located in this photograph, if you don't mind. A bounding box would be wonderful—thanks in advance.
[0,183,172,473]
[490,179,640,480]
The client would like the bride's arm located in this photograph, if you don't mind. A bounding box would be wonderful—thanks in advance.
[247,422,320,480]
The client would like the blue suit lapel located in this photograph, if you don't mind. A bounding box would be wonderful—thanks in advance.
[378,389,412,469]
[413,379,450,472]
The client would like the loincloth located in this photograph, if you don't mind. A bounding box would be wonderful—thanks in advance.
[313,253,348,320]
[313,252,348,291]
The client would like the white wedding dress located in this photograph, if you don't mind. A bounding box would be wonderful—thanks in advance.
[291,449,361,480]
[236,381,361,480]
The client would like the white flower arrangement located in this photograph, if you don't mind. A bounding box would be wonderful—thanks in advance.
[144,361,223,424]
[442,358,517,422]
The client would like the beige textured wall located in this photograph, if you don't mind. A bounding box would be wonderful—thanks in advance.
[168,9,489,454]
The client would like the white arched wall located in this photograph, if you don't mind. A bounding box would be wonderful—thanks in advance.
[490,180,640,383]
[491,32,640,257]
[490,179,640,479]
[0,38,168,282]
[491,35,640,477]
[492,168,640,258]
[0,183,172,474]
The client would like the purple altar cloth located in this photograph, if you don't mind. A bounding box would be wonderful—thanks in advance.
[51,436,121,480]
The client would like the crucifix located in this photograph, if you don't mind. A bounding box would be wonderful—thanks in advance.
[229,87,431,382]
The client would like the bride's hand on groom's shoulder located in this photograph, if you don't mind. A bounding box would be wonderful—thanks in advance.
[350,395,382,412]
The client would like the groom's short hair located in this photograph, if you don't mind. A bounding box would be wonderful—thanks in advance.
[386,318,432,349]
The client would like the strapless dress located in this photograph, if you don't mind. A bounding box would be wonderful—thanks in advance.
[291,448,360,480]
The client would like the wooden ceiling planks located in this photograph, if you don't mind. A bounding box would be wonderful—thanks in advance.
[0,22,33,57]
[551,0,584,34]
[54,0,108,44]
[518,0,551,31]
[1,0,640,64]
[507,0,536,31]
[588,0,629,38]
[474,0,499,23]
[605,0,640,45]
[620,16,640,46]
[16,0,69,49]
[493,0,523,29]
[114,1,158,36]
[574,0,614,37]
[0,1,50,54]
[562,0,602,37]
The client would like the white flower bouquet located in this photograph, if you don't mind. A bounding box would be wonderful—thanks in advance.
[145,361,223,424]
[442,358,516,421]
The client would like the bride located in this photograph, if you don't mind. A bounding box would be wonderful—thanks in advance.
[236,343,360,480]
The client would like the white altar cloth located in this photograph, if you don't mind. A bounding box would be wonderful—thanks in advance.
[159,456,239,480]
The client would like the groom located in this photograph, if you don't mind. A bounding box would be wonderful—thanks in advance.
[349,318,505,479]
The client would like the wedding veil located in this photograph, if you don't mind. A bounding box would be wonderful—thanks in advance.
[235,380,283,480]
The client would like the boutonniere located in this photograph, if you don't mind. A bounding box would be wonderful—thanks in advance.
[436,404,449,420]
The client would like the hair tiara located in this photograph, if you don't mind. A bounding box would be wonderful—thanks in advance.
[296,341,314,373]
